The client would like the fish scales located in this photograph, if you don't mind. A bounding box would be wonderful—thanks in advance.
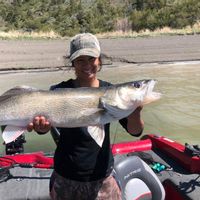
[0,89,105,127]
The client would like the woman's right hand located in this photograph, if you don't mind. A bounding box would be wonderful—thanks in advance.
[27,116,51,134]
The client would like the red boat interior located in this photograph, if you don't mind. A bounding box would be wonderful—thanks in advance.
[0,134,200,200]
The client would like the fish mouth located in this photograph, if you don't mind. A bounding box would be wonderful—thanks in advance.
[143,79,161,104]
[130,79,161,104]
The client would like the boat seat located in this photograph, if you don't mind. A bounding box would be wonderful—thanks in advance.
[113,155,165,200]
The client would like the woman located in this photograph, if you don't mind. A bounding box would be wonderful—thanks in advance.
[27,33,144,200]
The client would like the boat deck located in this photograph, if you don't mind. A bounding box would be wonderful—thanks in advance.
[0,150,199,200]
[0,167,52,200]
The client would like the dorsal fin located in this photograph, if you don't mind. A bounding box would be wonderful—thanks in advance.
[0,86,38,102]
[1,85,38,96]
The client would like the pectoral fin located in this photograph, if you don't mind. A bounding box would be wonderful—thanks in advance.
[2,125,26,144]
[87,125,105,147]
[100,97,126,119]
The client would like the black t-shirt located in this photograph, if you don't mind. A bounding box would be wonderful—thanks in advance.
[51,79,128,181]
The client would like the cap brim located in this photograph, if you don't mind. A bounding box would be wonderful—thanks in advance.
[69,48,100,62]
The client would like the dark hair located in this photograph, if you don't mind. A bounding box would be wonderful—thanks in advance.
[98,56,103,71]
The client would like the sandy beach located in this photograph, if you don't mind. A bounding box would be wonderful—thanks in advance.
[0,34,200,71]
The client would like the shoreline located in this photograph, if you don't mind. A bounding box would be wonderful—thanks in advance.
[0,35,200,71]
[0,59,200,75]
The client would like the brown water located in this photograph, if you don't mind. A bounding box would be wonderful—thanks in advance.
[0,62,199,153]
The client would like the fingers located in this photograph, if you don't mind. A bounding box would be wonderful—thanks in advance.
[27,116,51,134]
[33,116,45,130]
[27,122,34,132]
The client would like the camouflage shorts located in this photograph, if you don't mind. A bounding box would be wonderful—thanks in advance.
[50,171,121,200]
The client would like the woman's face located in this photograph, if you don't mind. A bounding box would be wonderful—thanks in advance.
[73,55,100,80]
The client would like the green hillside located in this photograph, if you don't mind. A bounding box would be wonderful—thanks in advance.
[0,0,199,36]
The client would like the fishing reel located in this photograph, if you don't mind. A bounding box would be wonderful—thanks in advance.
[4,135,26,155]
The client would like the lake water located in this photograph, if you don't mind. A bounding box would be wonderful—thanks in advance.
[0,62,199,153]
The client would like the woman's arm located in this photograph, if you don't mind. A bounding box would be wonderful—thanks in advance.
[126,106,144,136]
[119,106,144,137]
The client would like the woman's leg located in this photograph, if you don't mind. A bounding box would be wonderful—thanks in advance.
[96,175,121,200]
[50,171,121,200]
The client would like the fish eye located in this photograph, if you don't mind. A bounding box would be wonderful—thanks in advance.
[133,82,141,88]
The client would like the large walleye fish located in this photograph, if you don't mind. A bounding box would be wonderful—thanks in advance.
[0,79,161,146]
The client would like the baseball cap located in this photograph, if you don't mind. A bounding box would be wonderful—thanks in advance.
[69,33,101,62]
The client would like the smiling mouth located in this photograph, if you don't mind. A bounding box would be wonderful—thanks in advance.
[82,69,95,75]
